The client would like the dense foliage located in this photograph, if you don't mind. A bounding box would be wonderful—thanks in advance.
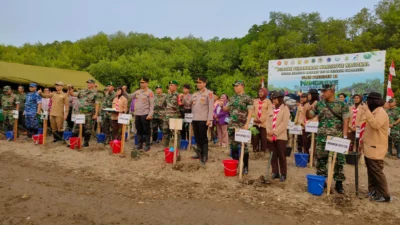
[1,0,400,97]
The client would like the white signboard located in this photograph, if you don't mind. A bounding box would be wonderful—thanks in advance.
[235,129,252,143]
[305,122,319,133]
[97,116,102,123]
[118,114,130,125]
[169,118,183,130]
[325,136,351,154]
[12,110,19,119]
[75,114,85,124]
[287,121,295,130]
[184,113,193,123]
[289,125,302,135]
[41,111,48,120]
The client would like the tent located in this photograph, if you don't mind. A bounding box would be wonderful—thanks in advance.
[0,61,104,90]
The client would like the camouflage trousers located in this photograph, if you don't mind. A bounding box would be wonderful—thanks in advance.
[152,118,163,142]
[101,113,112,139]
[162,114,181,147]
[315,135,346,181]
[2,110,14,132]
[73,113,94,139]
[228,127,249,169]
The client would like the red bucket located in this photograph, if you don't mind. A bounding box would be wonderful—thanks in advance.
[164,148,179,164]
[32,134,43,145]
[69,137,81,150]
[110,140,121,154]
[222,159,238,176]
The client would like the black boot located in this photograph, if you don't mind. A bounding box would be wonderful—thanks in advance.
[243,152,249,174]
[27,128,33,138]
[53,132,59,143]
[83,133,91,147]
[335,181,345,194]
[136,135,143,150]
[201,143,209,165]
[143,135,151,152]
[191,144,201,159]
[59,131,65,143]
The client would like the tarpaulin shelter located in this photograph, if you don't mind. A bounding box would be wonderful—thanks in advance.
[0,61,104,90]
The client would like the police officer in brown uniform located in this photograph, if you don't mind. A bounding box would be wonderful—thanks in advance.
[38,81,69,142]
[190,77,214,165]
[129,77,155,151]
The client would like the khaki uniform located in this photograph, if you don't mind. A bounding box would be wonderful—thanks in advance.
[41,91,69,132]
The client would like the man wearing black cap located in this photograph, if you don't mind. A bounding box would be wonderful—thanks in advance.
[68,79,100,147]
[306,84,350,194]
[180,84,192,141]
[190,77,214,165]
[101,82,116,141]
[128,77,155,151]
[152,85,167,143]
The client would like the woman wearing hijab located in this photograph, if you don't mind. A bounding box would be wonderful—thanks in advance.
[111,87,128,140]
[267,92,290,182]
[359,92,392,202]
[214,94,230,148]
[252,88,272,152]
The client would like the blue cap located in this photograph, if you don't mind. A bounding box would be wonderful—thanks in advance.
[29,83,37,87]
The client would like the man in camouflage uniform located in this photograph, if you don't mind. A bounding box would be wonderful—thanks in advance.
[1,86,20,135]
[180,84,192,140]
[223,80,254,174]
[101,82,116,141]
[24,83,42,138]
[386,98,400,158]
[152,85,167,144]
[306,84,350,194]
[162,80,183,147]
[69,79,100,147]
[17,85,26,130]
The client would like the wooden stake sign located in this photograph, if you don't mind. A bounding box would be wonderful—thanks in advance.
[41,111,48,145]
[235,129,251,180]
[305,121,319,168]
[309,133,315,168]
[12,110,18,142]
[75,114,85,149]
[118,114,131,155]
[169,118,183,165]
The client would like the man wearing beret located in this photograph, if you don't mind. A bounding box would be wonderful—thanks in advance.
[24,83,42,138]
[152,85,167,144]
[129,77,155,151]
[68,79,99,147]
[101,82,116,142]
[1,86,20,135]
[39,81,69,143]
[306,84,350,194]
[190,77,214,165]
[162,80,183,147]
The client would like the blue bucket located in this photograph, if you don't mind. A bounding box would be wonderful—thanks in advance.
[306,174,326,196]
[5,131,14,140]
[294,153,309,168]
[97,133,106,143]
[191,136,196,145]
[180,140,189,150]
[134,135,139,145]
[157,131,163,141]
[37,128,43,134]
[63,131,72,141]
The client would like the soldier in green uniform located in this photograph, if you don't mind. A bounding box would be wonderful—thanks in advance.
[16,85,26,131]
[152,85,167,144]
[386,98,400,158]
[1,86,20,135]
[223,80,254,174]
[101,82,116,141]
[69,79,100,147]
[306,84,350,194]
[162,80,183,147]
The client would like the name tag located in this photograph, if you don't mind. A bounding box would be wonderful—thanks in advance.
[235,129,251,143]
[305,122,319,133]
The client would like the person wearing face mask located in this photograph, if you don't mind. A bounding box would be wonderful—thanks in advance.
[306,84,350,194]
[267,92,290,182]
[359,92,392,202]
[252,88,272,153]
[38,82,69,143]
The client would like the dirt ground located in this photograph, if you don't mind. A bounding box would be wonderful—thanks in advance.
[0,137,399,225]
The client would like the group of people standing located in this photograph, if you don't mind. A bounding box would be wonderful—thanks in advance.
[0,79,394,202]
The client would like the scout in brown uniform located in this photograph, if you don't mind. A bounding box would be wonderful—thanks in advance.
[251,87,272,152]
[190,77,214,165]
[294,93,308,153]
[129,77,155,151]
[180,84,192,140]
[38,81,69,142]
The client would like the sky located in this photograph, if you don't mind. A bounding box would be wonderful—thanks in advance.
[0,0,380,46]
